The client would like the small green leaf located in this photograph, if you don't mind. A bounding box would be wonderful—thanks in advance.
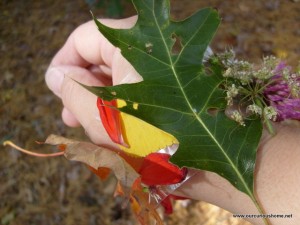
[88,0,265,220]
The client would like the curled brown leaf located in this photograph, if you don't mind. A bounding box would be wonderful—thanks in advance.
[45,134,139,189]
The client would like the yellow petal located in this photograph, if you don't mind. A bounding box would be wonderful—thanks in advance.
[117,100,178,157]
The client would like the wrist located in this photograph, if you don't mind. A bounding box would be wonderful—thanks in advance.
[174,122,300,225]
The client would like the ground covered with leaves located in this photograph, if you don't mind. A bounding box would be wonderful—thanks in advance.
[1,0,299,224]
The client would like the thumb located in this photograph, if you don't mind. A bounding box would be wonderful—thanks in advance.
[45,65,115,147]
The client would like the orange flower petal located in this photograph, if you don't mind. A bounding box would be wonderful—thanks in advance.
[88,166,111,180]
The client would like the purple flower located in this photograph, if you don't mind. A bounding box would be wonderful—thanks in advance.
[264,62,300,121]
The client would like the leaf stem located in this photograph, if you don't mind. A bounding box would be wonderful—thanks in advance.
[3,141,64,157]
[264,118,276,136]
[250,193,271,225]
[255,98,276,136]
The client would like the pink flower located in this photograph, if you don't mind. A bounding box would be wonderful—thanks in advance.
[264,62,300,121]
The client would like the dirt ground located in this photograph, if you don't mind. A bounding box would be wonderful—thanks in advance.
[1,0,299,225]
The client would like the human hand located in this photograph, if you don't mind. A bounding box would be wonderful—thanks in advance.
[45,17,300,225]
[175,123,300,225]
[45,16,141,147]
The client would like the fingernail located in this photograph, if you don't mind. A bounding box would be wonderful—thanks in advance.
[118,72,143,84]
[45,67,65,97]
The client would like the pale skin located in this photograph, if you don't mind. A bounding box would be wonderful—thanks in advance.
[45,17,300,225]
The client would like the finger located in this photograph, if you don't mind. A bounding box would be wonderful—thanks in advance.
[49,16,142,86]
[45,65,101,98]
[46,65,113,101]
[50,16,138,69]
[62,107,80,127]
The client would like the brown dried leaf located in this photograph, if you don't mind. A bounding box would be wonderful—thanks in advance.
[45,134,139,189]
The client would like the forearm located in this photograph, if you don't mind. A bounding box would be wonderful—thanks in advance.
[175,122,300,225]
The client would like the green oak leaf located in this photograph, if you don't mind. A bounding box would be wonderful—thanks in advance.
[88,0,263,210]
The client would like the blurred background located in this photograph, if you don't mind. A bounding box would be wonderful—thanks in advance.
[1,0,299,224]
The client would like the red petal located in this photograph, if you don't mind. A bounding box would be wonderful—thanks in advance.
[168,194,188,201]
[139,153,187,186]
[160,195,173,214]
[160,194,188,214]
[97,98,126,146]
